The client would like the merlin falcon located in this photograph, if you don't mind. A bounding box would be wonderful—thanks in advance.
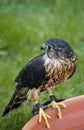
[2,38,77,128]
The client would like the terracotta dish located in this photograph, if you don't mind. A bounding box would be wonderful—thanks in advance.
[22,95,84,130]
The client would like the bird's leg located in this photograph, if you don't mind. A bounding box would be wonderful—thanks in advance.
[32,101,51,128]
[48,94,66,119]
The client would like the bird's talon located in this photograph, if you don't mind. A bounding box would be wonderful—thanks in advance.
[58,102,66,109]
[49,100,66,119]
[39,107,51,128]
[57,113,62,119]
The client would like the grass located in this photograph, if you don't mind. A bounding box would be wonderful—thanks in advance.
[0,0,84,130]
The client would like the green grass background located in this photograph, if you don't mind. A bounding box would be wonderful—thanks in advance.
[0,0,84,129]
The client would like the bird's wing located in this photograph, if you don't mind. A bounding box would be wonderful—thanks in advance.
[15,54,46,89]
[2,54,46,116]
[2,84,29,116]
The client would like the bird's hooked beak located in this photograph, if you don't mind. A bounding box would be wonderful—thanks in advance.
[40,44,48,51]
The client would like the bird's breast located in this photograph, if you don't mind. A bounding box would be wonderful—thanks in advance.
[40,57,77,91]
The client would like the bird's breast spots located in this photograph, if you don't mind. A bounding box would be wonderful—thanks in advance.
[43,60,61,88]
[42,56,77,90]
[27,88,40,102]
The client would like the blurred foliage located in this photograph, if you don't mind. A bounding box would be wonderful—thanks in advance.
[0,0,84,130]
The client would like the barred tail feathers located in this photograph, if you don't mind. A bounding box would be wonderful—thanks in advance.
[2,84,28,116]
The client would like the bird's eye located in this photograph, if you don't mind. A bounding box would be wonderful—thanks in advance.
[48,45,52,50]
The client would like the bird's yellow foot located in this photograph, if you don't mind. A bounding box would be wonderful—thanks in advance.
[32,103,51,128]
[49,100,66,119]
[48,95,66,119]
[39,107,51,128]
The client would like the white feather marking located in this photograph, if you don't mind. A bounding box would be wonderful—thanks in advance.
[43,54,63,68]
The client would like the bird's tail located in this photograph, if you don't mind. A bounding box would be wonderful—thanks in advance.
[2,84,29,116]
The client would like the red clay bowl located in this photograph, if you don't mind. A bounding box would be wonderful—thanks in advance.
[22,95,84,130]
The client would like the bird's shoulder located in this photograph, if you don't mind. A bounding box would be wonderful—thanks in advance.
[15,54,46,86]
[20,54,45,74]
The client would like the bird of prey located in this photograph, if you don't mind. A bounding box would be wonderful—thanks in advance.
[2,38,78,128]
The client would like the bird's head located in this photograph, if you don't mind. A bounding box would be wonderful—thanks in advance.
[41,38,77,61]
